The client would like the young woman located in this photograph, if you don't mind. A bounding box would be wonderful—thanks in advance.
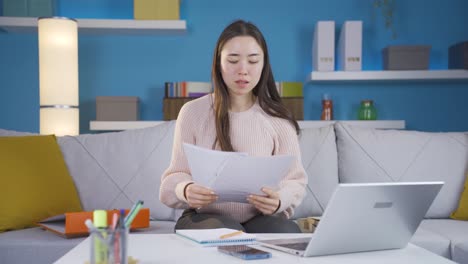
[160,20,306,233]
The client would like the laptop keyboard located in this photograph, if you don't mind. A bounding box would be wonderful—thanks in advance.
[278,242,309,251]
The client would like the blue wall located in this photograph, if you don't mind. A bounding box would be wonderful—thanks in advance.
[1,0,467,133]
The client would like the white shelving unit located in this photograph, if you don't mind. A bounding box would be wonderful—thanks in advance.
[307,70,468,83]
[0,16,187,34]
[90,120,405,131]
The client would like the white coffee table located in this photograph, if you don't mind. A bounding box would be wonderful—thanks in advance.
[54,233,455,264]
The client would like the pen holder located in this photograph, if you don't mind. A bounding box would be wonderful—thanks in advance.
[90,227,129,264]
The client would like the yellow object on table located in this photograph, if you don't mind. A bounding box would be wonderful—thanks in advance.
[297,217,320,233]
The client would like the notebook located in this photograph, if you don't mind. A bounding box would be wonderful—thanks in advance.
[176,228,256,247]
[259,182,443,257]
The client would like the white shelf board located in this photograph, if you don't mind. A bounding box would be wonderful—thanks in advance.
[90,121,165,131]
[307,70,468,83]
[90,120,405,131]
[0,17,187,34]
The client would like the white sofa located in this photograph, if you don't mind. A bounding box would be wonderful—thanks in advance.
[0,122,467,264]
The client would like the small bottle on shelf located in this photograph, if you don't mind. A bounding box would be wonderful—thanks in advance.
[358,100,378,120]
[321,94,333,120]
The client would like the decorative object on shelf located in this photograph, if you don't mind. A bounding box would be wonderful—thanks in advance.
[449,41,468,70]
[283,97,304,120]
[38,17,79,136]
[320,94,333,121]
[382,45,431,70]
[96,96,139,121]
[373,0,397,39]
[358,100,378,120]
[163,97,193,120]
[312,21,335,72]
[275,82,303,97]
[134,0,180,20]
[337,21,363,71]
[3,0,56,17]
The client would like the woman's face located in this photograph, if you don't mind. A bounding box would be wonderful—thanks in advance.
[220,36,264,97]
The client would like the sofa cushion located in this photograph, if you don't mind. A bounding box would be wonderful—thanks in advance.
[411,227,451,259]
[419,219,468,264]
[451,172,468,220]
[0,227,85,264]
[453,241,468,264]
[57,121,176,221]
[335,122,468,218]
[0,135,83,233]
[292,125,339,219]
[420,219,468,244]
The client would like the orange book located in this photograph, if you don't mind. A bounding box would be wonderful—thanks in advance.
[36,208,150,238]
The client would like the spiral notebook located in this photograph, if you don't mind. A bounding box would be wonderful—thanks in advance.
[176,228,256,247]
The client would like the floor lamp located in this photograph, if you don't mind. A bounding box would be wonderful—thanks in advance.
[38,17,79,136]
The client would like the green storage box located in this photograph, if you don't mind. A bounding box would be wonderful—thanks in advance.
[3,0,55,17]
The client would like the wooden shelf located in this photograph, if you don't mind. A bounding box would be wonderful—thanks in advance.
[90,120,405,131]
[0,16,187,34]
[307,70,468,83]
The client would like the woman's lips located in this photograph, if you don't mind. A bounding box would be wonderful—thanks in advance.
[235,80,249,88]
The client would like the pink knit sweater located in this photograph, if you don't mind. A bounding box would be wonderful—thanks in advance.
[160,94,307,223]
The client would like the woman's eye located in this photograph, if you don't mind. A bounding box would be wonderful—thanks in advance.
[249,61,259,64]
[228,60,238,64]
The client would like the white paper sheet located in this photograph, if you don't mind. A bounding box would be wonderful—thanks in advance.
[183,143,294,203]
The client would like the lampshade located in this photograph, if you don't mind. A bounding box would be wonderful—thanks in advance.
[38,17,79,136]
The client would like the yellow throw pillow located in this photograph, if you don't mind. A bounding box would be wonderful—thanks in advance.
[451,172,468,220]
[0,135,83,232]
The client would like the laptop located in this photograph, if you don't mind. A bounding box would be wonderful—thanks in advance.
[259,182,443,257]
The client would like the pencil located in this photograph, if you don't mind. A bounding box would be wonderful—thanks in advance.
[219,230,243,239]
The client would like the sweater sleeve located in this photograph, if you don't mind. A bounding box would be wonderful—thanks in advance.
[273,121,307,218]
[159,102,196,209]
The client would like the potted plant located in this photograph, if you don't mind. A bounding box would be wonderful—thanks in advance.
[373,0,397,39]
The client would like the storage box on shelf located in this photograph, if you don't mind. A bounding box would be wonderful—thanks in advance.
[134,0,180,20]
[3,0,55,17]
[449,41,468,70]
[382,45,431,70]
[96,96,139,121]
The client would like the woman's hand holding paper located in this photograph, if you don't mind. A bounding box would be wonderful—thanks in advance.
[185,183,219,208]
[247,188,281,215]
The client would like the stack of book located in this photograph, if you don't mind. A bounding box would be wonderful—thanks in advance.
[164,82,212,98]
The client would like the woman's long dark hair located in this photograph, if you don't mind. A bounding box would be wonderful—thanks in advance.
[212,20,299,151]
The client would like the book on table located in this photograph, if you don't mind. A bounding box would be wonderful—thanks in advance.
[176,228,256,247]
